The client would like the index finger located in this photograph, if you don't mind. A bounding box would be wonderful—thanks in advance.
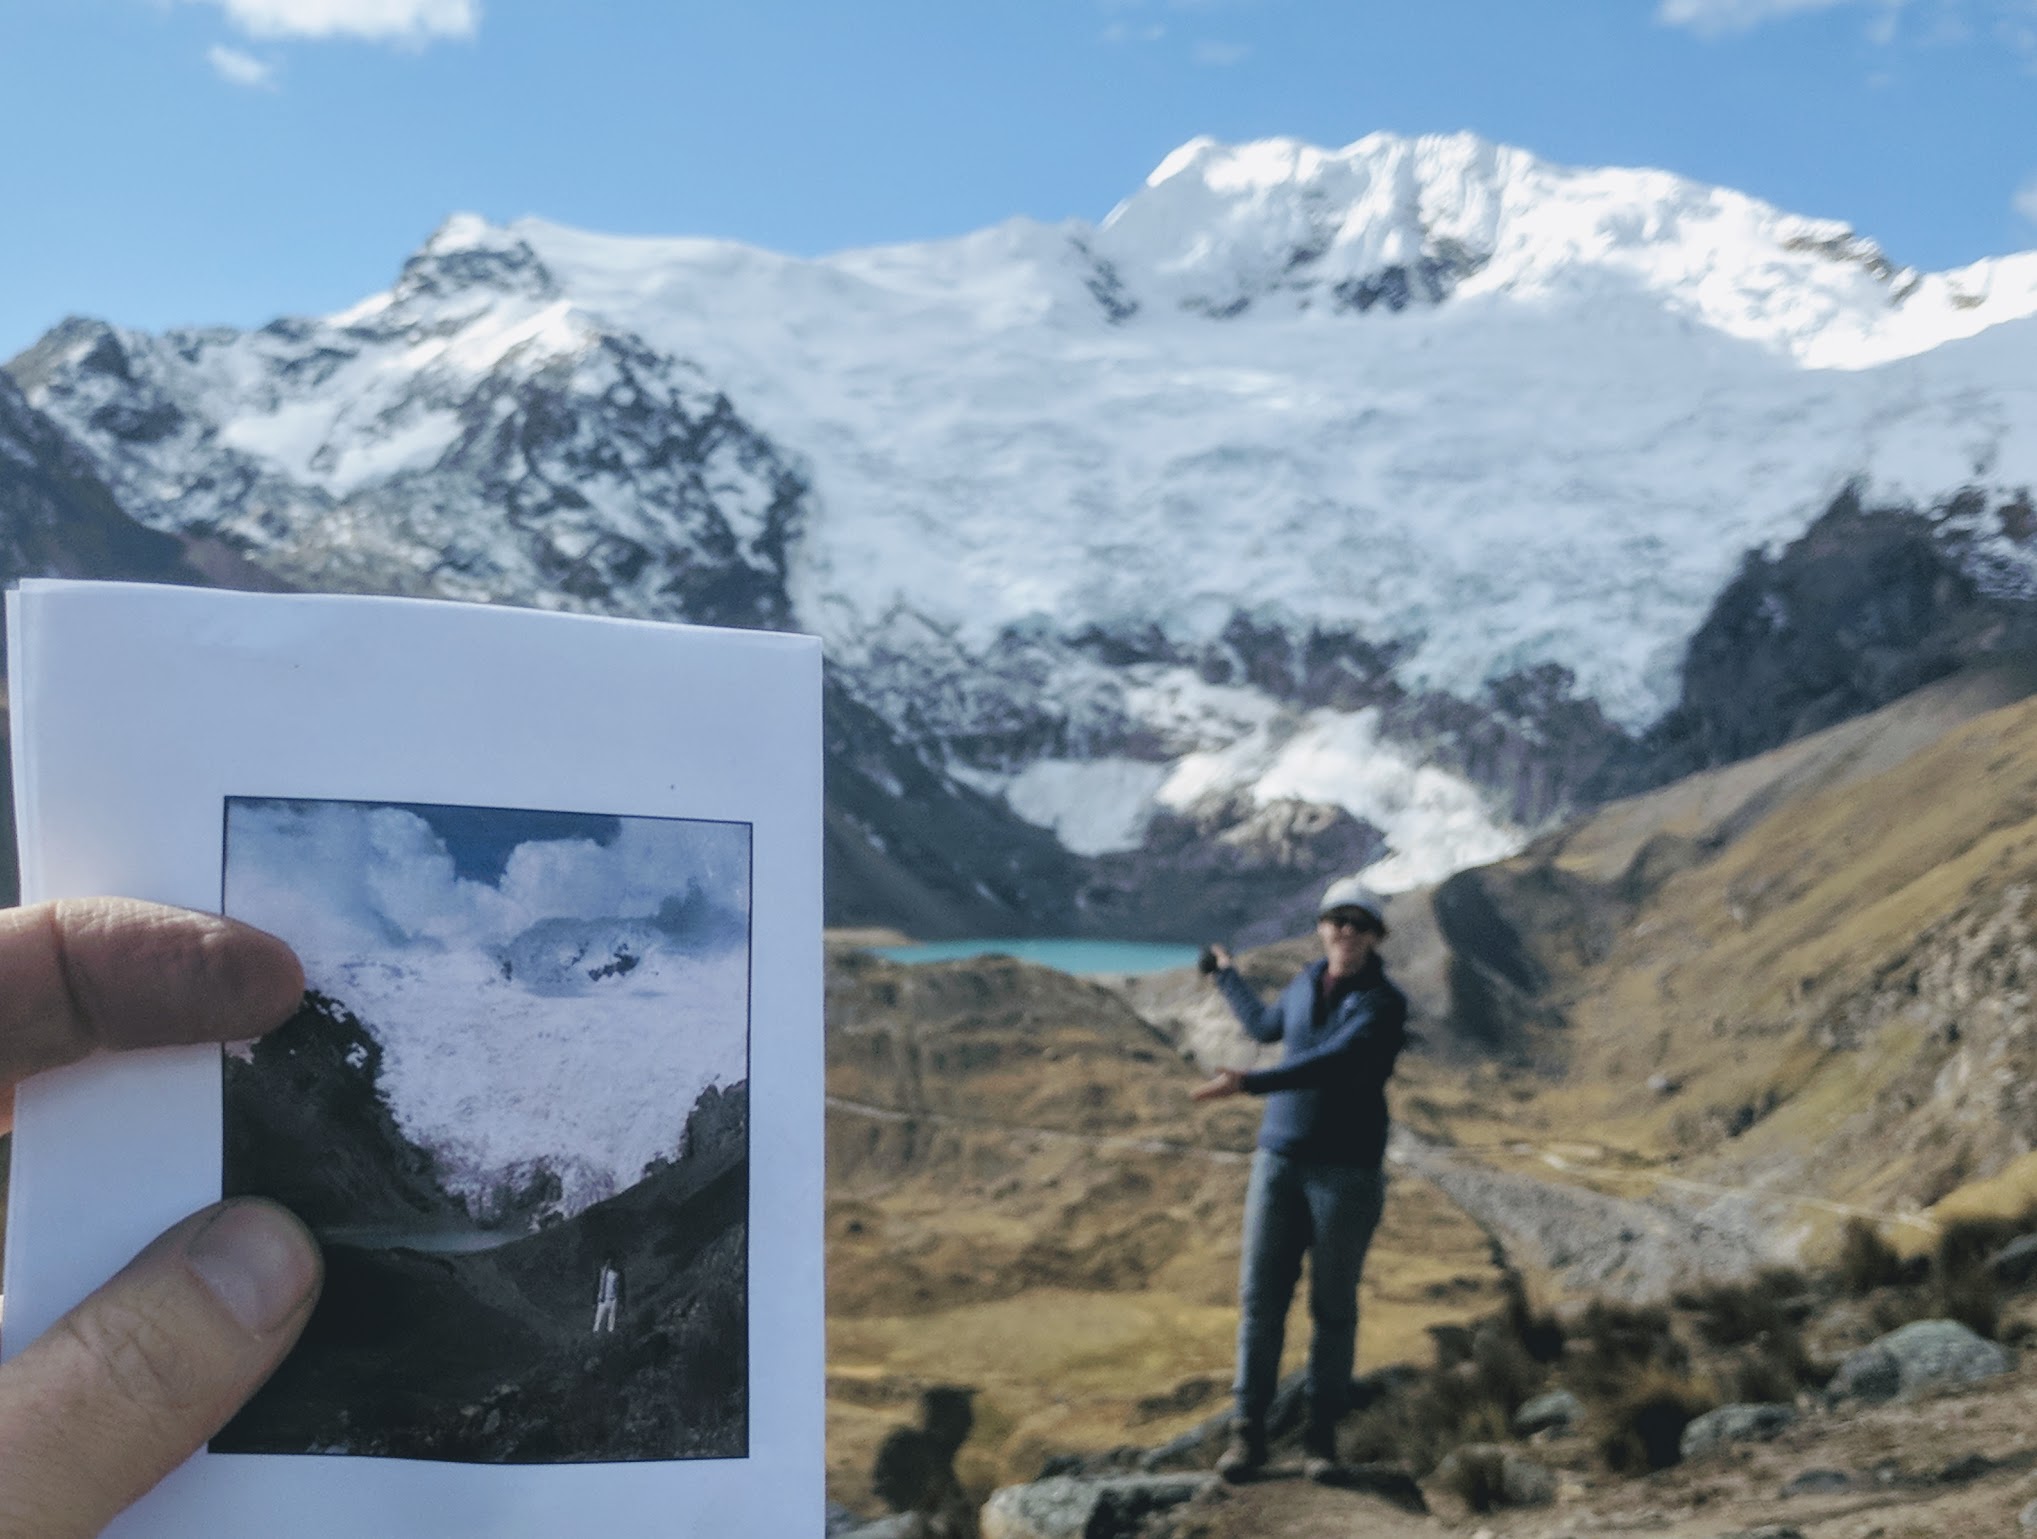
[0,899,304,1124]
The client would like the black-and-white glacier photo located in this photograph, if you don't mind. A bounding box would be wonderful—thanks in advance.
[214,796,751,1464]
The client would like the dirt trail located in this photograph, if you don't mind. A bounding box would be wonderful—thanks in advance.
[1394,1132,1777,1299]
[830,1090,1840,1299]
[1393,1131,1959,1299]
[825,1093,1252,1166]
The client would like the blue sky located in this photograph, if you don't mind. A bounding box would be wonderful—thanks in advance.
[4,0,2034,360]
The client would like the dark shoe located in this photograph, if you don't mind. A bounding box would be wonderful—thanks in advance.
[1302,1426,1339,1483]
[1215,1429,1266,1482]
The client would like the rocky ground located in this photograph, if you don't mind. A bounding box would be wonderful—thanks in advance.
[1126,1354,2037,1539]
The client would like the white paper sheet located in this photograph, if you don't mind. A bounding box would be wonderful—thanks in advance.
[3,580,823,1538]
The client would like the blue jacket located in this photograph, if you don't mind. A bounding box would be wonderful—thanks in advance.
[1215,954,1406,1168]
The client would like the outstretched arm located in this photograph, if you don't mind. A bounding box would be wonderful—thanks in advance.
[1211,957,1286,1044]
[1241,990,1405,1094]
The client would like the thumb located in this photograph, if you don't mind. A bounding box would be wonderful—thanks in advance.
[0,1199,322,1539]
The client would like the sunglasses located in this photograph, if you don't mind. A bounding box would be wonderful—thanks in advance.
[1320,910,1377,931]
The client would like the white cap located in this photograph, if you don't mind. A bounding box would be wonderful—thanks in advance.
[1317,875,1387,926]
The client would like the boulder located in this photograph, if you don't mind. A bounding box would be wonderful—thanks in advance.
[980,1475,1218,1539]
[1992,1233,2037,1291]
[1826,1319,2012,1404]
[1512,1387,1582,1437]
[1679,1402,1797,1460]
[1430,1444,1557,1510]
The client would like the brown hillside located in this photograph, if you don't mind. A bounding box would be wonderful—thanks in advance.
[1420,661,2037,1242]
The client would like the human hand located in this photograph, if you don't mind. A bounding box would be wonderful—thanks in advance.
[1202,943,1233,978]
[1191,1067,1247,1102]
[0,899,321,1539]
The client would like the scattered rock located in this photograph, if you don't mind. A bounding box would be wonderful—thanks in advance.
[1646,1073,1682,1096]
[1513,1387,1583,1437]
[1825,1319,2012,1404]
[980,1475,1218,1539]
[1680,1402,1798,1460]
[1933,1452,1998,1484]
[1431,1444,1558,1510]
[1778,1469,1855,1498]
[1716,1527,1804,1539]
[1994,1234,2037,1291]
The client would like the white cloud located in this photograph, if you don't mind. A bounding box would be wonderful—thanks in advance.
[224,801,749,975]
[1192,38,1252,64]
[1661,0,2037,47]
[1102,19,1167,42]
[2016,175,2037,226]
[1657,0,1860,34]
[206,43,277,88]
[189,0,477,43]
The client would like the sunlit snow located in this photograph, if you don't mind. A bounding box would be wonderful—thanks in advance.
[29,130,2037,894]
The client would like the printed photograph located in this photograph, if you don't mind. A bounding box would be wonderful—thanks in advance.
[212,797,751,1464]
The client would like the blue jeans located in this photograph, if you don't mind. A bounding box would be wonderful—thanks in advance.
[1234,1149,1387,1433]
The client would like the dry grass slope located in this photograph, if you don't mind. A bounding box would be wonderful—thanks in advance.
[1421,663,2037,1239]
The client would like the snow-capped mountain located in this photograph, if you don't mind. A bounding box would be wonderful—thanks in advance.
[12,131,2037,916]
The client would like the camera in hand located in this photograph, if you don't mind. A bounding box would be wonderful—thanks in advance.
[1197,945,1221,975]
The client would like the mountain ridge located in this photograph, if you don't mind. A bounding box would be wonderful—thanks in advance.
[10,131,2037,922]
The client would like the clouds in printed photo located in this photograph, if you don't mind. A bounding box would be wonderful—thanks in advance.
[225,800,748,974]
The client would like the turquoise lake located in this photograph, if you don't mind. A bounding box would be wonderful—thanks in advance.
[869,938,1200,975]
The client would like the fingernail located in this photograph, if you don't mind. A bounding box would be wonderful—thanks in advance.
[185,1201,322,1335]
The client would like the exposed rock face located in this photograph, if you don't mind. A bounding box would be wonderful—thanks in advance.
[12,310,808,631]
[1826,1319,2012,1405]
[1080,793,1386,946]
[823,675,1096,937]
[1602,486,2037,798]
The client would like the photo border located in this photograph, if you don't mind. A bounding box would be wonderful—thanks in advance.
[3,581,822,1539]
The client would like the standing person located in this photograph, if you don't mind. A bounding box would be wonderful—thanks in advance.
[1192,875,1407,1482]
[593,1255,623,1334]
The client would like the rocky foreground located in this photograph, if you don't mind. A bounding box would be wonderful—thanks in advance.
[834,1239,2037,1539]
